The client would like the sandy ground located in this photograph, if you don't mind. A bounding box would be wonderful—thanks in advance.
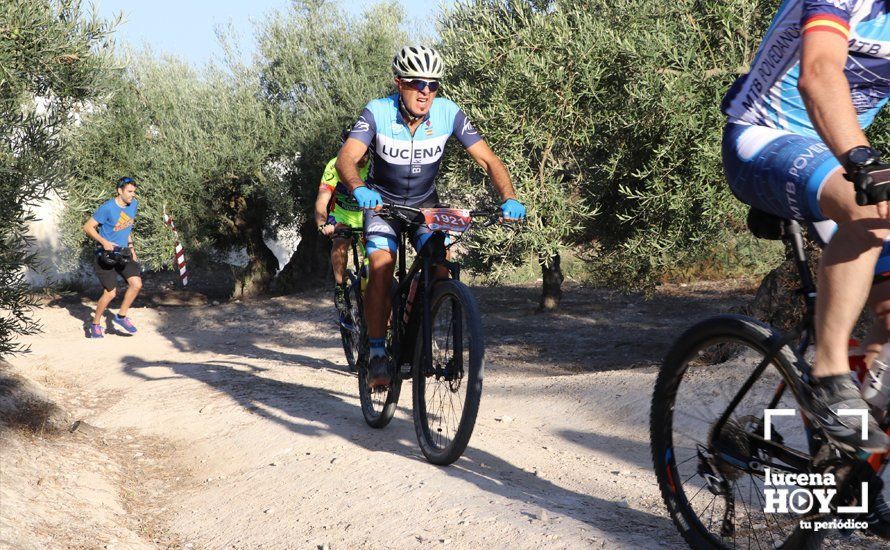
[1,282,886,548]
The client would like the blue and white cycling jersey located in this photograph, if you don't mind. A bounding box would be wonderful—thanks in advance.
[722,0,890,137]
[347,94,483,206]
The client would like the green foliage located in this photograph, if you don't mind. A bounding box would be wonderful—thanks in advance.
[61,53,287,293]
[438,0,781,287]
[255,0,409,290]
[580,0,778,286]
[256,0,407,216]
[437,0,598,282]
[0,0,117,356]
[60,0,408,296]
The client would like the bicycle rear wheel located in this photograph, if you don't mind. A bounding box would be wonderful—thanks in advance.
[339,271,363,372]
[413,280,483,466]
[650,315,823,549]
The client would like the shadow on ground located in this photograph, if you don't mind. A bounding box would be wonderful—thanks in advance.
[45,280,756,542]
[121,352,679,541]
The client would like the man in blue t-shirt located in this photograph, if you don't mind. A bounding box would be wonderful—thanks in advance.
[82,177,143,338]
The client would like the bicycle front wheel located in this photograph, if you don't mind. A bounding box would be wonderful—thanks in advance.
[650,315,823,549]
[413,280,484,466]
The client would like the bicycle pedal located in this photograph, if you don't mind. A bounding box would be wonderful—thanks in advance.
[399,363,412,375]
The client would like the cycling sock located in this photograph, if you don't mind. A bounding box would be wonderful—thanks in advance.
[369,338,386,358]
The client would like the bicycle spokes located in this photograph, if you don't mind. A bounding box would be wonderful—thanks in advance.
[664,334,816,547]
[416,292,473,451]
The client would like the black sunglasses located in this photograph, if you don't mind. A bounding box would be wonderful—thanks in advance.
[116,177,136,188]
[401,79,440,93]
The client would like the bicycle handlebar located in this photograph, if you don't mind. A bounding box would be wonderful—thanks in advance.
[374,203,508,224]
[331,226,363,240]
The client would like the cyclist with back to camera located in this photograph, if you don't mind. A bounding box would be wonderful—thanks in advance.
[336,45,526,390]
[721,0,890,454]
[314,128,371,324]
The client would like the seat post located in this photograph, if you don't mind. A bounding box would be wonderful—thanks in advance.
[782,219,817,313]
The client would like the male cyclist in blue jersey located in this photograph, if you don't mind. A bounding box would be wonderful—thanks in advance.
[337,45,526,389]
[722,0,890,455]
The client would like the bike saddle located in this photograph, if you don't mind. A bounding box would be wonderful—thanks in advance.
[746,207,786,241]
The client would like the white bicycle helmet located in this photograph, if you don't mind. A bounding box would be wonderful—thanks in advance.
[391,46,444,79]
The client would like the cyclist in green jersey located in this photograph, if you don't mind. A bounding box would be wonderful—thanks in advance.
[314,128,371,321]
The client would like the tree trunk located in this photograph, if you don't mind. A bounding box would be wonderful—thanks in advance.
[538,252,564,312]
[230,193,279,300]
[273,214,331,293]
[743,242,873,337]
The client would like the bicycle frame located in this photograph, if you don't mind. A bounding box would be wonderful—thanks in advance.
[710,216,889,482]
[391,229,461,379]
[379,204,494,379]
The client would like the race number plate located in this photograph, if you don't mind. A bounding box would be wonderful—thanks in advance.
[421,208,473,233]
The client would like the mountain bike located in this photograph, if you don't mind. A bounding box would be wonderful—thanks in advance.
[357,203,501,465]
[333,226,368,373]
[650,207,889,549]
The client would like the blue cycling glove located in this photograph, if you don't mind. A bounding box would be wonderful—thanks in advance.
[353,186,383,209]
[501,198,526,220]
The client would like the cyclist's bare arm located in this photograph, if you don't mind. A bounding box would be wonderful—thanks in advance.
[465,140,517,201]
[336,138,370,193]
[800,30,890,219]
[314,185,334,227]
[799,31,869,160]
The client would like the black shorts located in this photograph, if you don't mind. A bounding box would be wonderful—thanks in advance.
[93,255,142,291]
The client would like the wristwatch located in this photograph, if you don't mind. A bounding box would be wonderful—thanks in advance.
[843,145,882,172]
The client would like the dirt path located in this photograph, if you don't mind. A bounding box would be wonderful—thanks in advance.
[2,282,885,548]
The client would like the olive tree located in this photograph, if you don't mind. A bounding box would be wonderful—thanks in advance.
[0,0,117,356]
[62,55,288,298]
[257,0,407,291]
[437,0,598,310]
[438,0,781,302]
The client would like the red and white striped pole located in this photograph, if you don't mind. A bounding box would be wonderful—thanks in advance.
[163,209,188,287]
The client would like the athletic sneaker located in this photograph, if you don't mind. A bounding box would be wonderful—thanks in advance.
[89,323,103,338]
[366,355,392,389]
[113,314,137,333]
[799,374,890,454]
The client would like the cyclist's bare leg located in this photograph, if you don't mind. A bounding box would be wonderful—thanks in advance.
[816,172,890,377]
[330,232,351,285]
[366,249,395,340]
[861,279,890,365]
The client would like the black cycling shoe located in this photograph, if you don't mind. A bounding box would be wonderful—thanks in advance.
[799,374,890,454]
[366,355,392,390]
[866,494,890,540]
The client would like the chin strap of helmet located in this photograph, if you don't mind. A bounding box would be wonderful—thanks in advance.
[398,94,422,124]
